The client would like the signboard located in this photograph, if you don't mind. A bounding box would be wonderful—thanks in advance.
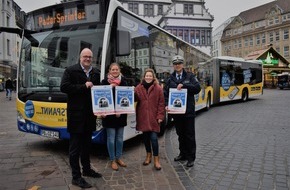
[91,85,115,115]
[262,52,278,65]
[26,1,100,30]
[91,85,135,115]
[167,88,187,114]
[115,86,135,114]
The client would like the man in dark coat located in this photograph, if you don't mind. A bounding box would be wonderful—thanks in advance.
[164,55,201,168]
[60,48,102,188]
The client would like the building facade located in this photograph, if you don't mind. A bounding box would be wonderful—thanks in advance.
[0,0,22,81]
[218,0,290,88]
[212,17,234,57]
[119,0,213,55]
[220,0,290,64]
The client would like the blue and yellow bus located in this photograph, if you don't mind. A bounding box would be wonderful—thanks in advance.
[197,56,263,110]
[1,0,211,143]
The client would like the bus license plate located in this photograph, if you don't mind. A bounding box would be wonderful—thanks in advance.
[41,130,59,138]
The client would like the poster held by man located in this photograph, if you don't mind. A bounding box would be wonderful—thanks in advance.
[91,85,115,115]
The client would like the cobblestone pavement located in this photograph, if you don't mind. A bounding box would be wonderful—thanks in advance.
[166,89,290,190]
[0,89,290,190]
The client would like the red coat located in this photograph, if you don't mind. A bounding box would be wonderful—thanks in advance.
[135,83,165,132]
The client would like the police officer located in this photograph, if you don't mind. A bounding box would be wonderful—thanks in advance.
[164,55,201,167]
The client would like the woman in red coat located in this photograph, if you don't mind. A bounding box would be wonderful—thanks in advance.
[135,68,165,170]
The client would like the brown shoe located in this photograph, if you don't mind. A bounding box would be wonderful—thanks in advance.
[111,161,118,171]
[143,152,152,166]
[116,159,127,167]
[154,156,162,170]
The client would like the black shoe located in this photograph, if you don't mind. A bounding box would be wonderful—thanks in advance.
[186,160,194,167]
[174,155,186,162]
[83,169,102,178]
[72,177,92,188]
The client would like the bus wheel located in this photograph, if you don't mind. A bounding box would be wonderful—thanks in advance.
[205,94,211,111]
[241,89,248,102]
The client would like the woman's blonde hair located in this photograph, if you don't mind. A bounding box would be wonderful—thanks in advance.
[109,62,120,71]
[141,68,159,84]
[107,62,123,76]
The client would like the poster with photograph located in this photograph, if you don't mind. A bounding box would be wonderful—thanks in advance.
[115,86,135,114]
[91,85,115,115]
[168,88,187,114]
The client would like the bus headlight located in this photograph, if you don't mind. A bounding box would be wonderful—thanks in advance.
[17,111,26,123]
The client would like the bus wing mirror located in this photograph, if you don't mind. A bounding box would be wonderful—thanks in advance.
[116,30,131,56]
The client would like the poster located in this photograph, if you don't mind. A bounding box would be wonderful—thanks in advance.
[115,86,135,114]
[168,88,187,114]
[91,85,115,115]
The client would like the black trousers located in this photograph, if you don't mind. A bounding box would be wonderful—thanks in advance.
[174,116,196,161]
[69,132,92,179]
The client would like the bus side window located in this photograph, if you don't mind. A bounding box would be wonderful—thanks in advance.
[250,70,257,84]
[235,73,244,85]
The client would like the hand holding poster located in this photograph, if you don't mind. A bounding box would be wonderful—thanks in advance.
[91,85,115,115]
[168,88,187,114]
[115,86,135,114]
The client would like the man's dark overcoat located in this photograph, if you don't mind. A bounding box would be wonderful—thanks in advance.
[60,63,100,133]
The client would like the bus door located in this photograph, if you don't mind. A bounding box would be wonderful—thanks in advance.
[212,58,221,104]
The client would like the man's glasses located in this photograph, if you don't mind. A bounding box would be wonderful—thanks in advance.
[82,56,93,59]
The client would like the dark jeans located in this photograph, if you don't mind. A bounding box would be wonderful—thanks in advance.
[143,131,159,156]
[174,116,196,161]
[69,132,92,179]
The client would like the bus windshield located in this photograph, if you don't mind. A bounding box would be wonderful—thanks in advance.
[19,26,104,101]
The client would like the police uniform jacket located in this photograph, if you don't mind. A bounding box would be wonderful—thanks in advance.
[164,69,201,117]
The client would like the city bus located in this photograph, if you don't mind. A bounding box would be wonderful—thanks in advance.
[0,0,210,144]
[197,56,263,109]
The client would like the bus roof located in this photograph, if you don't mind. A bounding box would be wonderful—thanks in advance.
[214,56,245,62]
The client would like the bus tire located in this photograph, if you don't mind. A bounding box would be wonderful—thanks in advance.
[205,93,211,111]
[241,89,248,102]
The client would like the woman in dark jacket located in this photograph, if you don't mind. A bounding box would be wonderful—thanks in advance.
[135,68,165,170]
[101,63,128,171]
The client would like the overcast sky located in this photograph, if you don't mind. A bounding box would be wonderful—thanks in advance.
[14,0,274,29]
